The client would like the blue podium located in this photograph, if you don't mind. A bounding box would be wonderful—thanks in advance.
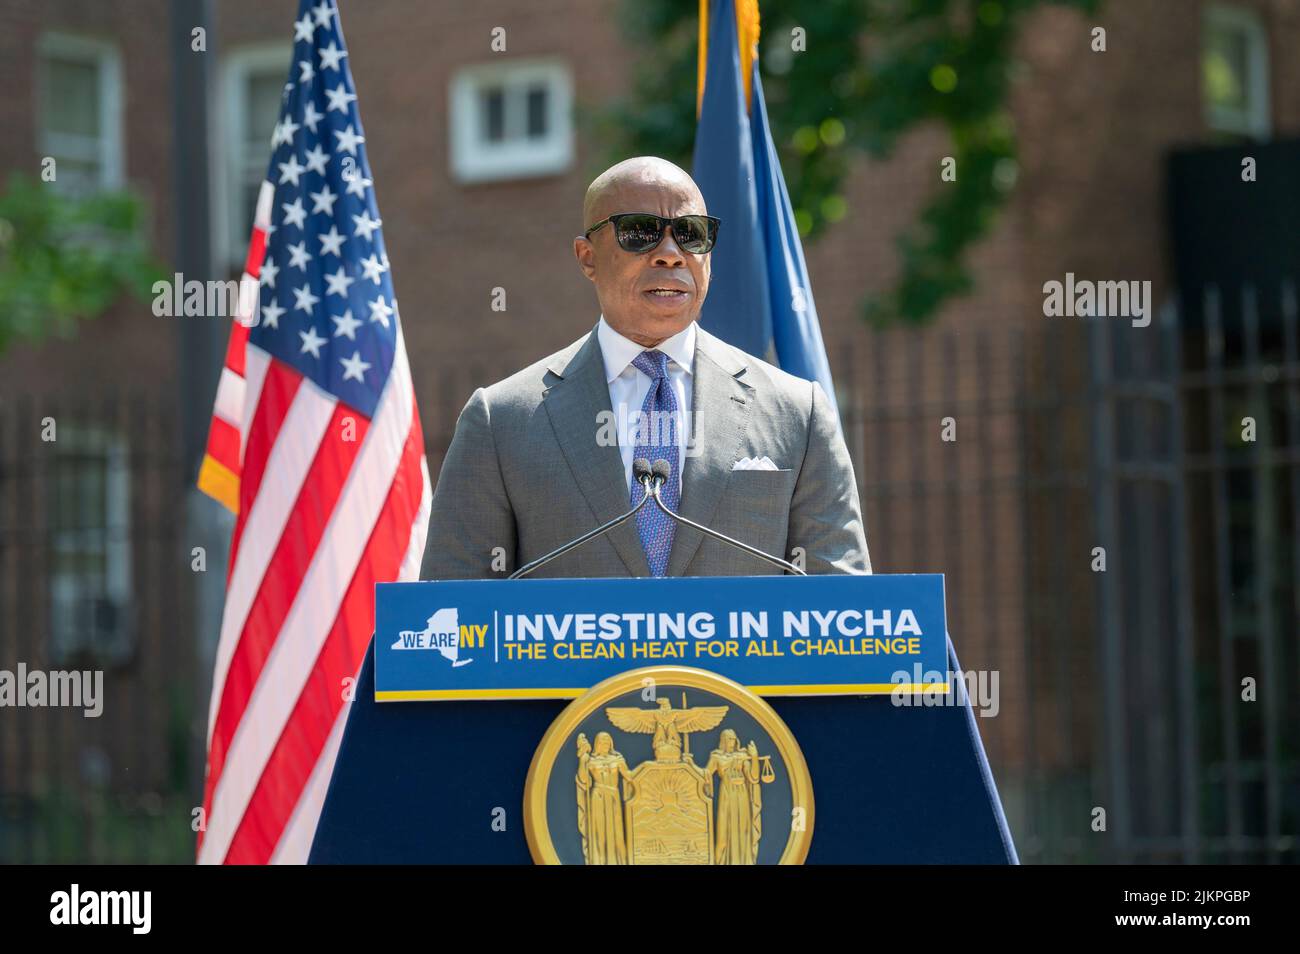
[308,575,1018,864]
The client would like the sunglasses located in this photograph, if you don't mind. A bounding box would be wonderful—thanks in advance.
[584,212,721,254]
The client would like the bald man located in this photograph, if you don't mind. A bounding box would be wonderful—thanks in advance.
[420,157,870,580]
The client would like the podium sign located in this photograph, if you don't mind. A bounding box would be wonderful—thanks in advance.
[373,574,948,701]
[313,572,1018,864]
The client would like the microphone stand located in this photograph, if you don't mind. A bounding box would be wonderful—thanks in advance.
[507,459,807,578]
[643,460,806,576]
[508,463,657,579]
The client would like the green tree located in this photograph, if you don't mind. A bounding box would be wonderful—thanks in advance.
[597,0,1100,326]
[0,175,163,354]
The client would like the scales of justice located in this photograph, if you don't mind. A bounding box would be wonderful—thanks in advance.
[574,694,777,865]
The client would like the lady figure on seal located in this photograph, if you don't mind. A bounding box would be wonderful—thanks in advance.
[577,731,633,864]
[702,728,763,864]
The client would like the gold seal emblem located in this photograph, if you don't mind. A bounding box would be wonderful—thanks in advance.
[523,666,813,864]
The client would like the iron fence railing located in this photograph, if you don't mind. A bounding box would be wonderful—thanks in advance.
[1,292,1296,862]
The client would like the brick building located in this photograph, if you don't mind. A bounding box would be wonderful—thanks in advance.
[1,0,1296,862]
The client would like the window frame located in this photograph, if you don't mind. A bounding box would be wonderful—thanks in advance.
[47,424,134,667]
[448,58,574,184]
[1202,4,1271,139]
[213,42,293,270]
[35,32,125,192]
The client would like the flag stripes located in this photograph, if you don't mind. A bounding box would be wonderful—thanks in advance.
[196,0,428,864]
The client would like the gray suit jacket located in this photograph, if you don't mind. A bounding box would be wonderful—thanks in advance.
[420,323,870,579]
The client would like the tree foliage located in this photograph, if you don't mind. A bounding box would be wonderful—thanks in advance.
[597,0,1099,325]
[0,175,163,354]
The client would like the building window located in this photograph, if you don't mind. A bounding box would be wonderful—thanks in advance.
[36,33,124,194]
[1202,5,1270,139]
[48,426,133,667]
[449,59,573,184]
[216,44,292,268]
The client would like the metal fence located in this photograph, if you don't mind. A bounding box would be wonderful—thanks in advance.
[1084,283,1299,864]
[834,283,1299,864]
[0,392,199,862]
[1,290,1296,863]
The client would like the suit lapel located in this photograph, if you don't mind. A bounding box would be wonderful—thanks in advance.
[666,328,754,576]
[542,327,651,577]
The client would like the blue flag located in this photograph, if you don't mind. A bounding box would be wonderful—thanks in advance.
[692,0,839,421]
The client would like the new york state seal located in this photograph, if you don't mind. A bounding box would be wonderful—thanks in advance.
[524,666,814,864]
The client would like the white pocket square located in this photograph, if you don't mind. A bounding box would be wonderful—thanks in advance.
[732,456,780,471]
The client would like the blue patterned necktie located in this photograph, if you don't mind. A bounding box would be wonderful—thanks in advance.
[629,350,680,576]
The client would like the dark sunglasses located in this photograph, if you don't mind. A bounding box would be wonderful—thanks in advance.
[584,212,721,254]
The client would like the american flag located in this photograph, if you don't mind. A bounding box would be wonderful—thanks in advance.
[196,0,430,864]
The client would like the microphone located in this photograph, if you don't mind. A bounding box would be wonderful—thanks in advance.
[508,458,656,579]
[644,457,807,575]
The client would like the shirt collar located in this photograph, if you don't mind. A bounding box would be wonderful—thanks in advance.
[596,315,697,384]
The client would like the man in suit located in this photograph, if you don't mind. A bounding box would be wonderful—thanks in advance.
[421,156,869,580]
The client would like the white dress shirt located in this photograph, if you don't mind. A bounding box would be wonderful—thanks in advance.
[596,315,695,497]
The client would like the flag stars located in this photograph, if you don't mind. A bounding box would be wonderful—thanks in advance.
[241,9,396,403]
[271,116,299,148]
[281,197,308,230]
[301,100,324,134]
[368,295,394,327]
[303,143,329,176]
[278,154,306,186]
[325,83,357,113]
[309,185,338,216]
[324,266,354,297]
[293,14,315,42]
[340,350,371,383]
[344,173,372,200]
[260,300,285,329]
[318,225,345,257]
[352,210,381,241]
[318,41,347,72]
[359,253,387,284]
[287,241,312,271]
[260,259,280,289]
[331,309,361,339]
[298,326,328,358]
[333,124,364,156]
[292,283,321,313]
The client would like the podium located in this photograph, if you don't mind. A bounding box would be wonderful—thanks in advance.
[309,575,1018,864]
